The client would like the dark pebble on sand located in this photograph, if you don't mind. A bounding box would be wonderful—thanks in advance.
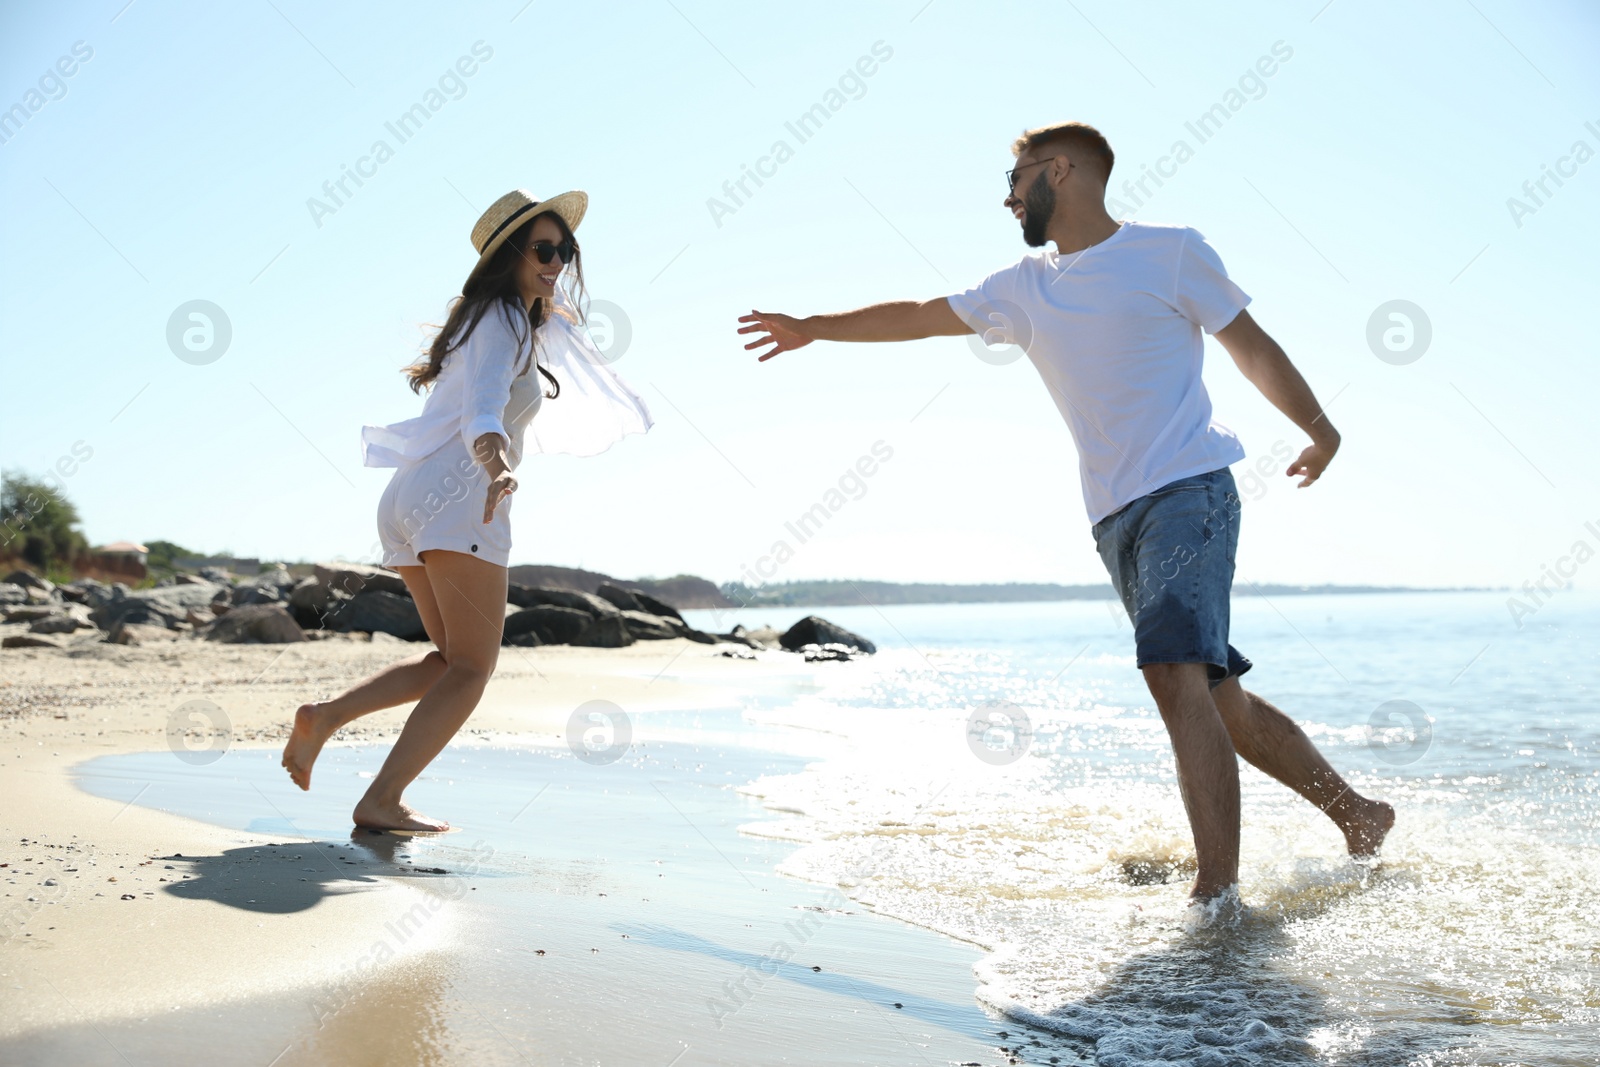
[893,1002,903,1009]
[811,965,821,972]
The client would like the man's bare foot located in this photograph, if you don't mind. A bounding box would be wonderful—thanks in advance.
[1339,797,1396,856]
[1183,884,1244,929]
[352,797,450,833]
[281,702,339,791]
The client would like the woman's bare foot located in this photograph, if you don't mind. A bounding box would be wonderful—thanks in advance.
[281,702,340,791]
[352,797,450,833]
[1338,796,1396,856]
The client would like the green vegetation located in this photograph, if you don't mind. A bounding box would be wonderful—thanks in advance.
[144,539,199,582]
[1,470,87,582]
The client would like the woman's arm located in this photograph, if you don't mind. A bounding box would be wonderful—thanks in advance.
[457,303,523,521]
[458,303,521,460]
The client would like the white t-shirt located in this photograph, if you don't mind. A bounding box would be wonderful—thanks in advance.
[946,221,1250,524]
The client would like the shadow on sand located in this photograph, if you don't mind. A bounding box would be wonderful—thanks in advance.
[159,829,489,914]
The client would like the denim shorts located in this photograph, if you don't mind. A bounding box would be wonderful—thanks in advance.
[1092,468,1252,687]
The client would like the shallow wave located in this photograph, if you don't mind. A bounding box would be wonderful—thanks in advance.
[741,683,1600,1066]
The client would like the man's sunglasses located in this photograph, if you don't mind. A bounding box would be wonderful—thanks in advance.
[1005,156,1070,193]
[529,239,578,265]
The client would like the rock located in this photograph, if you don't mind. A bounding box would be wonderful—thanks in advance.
[58,578,105,604]
[108,620,180,645]
[90,583,226,632]
[802,643,859,662]
[3,633,66,650]
[716,647,756,660]
[723,624,781,649]
[620,610,678,641]
[197,566,234,584]
[633,590,686,624]
[287,576,353,630]
[507,584,620,618]
[779,616,876,655]
[232,565,294,606]
[24,585,56,605]
[504,605,590,645]
[204,603,307,644]
[570,614,635,648]
[30,613,88,634]
[3,605,63,623]
[3,570,52,593]
[186,607,216,628]
[326,591,427,641]
[595,582,644,613]
[313,562,409,599]
[0,583,26,606]
[174,574,210,585]
[594,582,689,624]
[679,625,717,645]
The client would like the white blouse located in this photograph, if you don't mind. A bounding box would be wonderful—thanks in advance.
[362,292,652,469]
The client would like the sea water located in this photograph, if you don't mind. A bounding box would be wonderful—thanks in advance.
[67,590,1597,1065]
[687,590,1600,1066]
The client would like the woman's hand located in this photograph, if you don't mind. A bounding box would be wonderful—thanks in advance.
[737,310,814,361]
[484,470,517,523]
[473,431,515,523]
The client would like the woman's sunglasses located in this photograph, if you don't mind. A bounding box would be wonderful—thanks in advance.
[529,239,578,265]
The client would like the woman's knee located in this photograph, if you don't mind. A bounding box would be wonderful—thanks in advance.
[441,656,495,687]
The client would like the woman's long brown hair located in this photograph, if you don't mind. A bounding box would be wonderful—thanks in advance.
[405,212,586,397]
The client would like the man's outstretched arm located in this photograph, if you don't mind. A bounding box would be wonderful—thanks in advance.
[738,299,972,361]
[1213,309,1341,488]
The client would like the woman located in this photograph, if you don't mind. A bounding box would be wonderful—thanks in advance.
[280,189,651,832]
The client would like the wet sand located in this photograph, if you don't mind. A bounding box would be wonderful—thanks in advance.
[0,637,1039,1066]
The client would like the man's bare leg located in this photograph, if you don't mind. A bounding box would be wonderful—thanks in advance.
[1142,662,1241,900]
[1210,677,1395,855]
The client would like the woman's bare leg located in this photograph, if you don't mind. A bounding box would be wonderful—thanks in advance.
[281,566,445,789]
[352,550,506,831]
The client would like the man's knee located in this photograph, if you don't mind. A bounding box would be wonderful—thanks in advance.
[1141,661,1210,694]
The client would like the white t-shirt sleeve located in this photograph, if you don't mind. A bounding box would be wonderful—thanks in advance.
[1173,229,1250,335]
[457,302,524,457]
[945,260,1028,345]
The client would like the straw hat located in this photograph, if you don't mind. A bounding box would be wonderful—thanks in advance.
[466,189,587,286]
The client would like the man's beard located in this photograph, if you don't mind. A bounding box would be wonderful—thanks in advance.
[1021,170,1055,247]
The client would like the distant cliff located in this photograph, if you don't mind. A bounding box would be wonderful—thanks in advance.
[719,579,1484,608]
[506,564,733,609]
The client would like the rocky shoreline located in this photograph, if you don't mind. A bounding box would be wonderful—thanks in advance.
[0,565,877,661]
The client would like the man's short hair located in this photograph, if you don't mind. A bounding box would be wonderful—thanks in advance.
[1012,122,1114,183]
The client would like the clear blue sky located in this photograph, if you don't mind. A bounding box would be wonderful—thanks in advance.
[2,0,1596,588]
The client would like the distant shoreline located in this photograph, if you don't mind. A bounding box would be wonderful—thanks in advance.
[717,580,1503,609]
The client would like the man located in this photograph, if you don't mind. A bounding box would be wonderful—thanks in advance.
[736,121,1394,904]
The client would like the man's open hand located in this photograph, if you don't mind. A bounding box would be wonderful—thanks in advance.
[738,310,813,361]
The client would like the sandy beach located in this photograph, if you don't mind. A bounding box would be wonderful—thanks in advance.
[1,634,1031,1066]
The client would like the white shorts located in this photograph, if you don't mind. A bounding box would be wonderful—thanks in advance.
[376,438,513,568]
